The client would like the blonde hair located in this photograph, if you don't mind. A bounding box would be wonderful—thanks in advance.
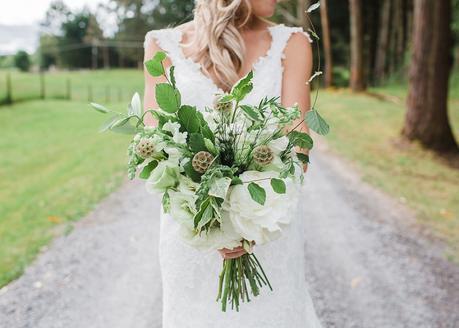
[188,0,252,90]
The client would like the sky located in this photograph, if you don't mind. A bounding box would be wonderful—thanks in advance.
[0,0,105,25]
[0,0,109,54]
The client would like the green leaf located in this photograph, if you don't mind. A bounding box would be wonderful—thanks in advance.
[183,160,201,182]
[208,177,232,199]
[194,198,211,229]
[145,59,164,77]
[247,182,266,205]
[99,115,121,132]
[270,178,286,194]
[110,123,139,135]
[139,160,158,179]
[91,102,110,113]
[155,83,181,113]
[150,110,177,127]
[111,116,131,129]
[231,71,253,101]
[306,110,330,135]
[178,105,200,134]
[204,138,218,155]
[240,105,261,121]
[288,131,314,150]
[162,191,171,213]
[189,133,207,153]
[231,176,243,186]
[169,66,176,88]
[296,153,310,164]
[154,51,166,62]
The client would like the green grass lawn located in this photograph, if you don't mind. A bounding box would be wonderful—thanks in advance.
[0,99,130,287]
[0,69,144,104]
[319,89,459,260]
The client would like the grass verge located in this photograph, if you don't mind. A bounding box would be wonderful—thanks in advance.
[0,100,130,287]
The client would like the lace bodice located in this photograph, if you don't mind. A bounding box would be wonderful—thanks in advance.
[144,24,311,109]
[143,24,322,328]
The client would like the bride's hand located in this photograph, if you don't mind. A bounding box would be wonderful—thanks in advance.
[218,246,247,259]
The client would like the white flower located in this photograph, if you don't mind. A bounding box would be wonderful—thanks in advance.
[145,160,180,193]
[268,136,289,155]
[162,121,188,144]
[179,211,242,251]
[224,170,299,245]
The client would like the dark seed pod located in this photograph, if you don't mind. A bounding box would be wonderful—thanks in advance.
[192,151,214,173]
[135,138,155,159]
[252,145,274,166]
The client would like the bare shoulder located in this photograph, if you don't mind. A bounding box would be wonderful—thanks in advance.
[283,28,313,68]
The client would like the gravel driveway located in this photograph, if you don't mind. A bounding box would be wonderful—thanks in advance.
[1,148,458,328]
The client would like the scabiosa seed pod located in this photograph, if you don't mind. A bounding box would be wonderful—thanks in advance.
[213,95,233,113]
[192,151,214,173]
[253,145,274,166]
[135,138,155,159]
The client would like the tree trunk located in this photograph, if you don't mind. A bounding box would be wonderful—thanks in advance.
[403,0,458,153]
[320,0,333,87]
[297,0,310,30]
[374,0,391,84]
[349,0,365,91]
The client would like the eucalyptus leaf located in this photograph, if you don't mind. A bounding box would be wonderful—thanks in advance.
[169,66,176,88]
[155,83,181,113]
[270,178,286,194]
[306,110,330,135]
[154,51,166,62]
[110,123,139,135]
[247,182,266,205]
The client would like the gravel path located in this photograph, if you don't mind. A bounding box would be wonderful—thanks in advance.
[1,147,458,328]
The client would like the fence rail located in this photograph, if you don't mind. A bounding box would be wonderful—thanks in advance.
[0,70,142,106]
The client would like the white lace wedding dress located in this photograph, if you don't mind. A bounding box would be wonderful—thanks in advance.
[144,24,323,328]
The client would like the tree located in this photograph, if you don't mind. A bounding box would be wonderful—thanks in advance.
[320,0,333,87]
[14,51,31,72]
[403,0,458,153]
[374,0,391,84]
[349,0,365,91]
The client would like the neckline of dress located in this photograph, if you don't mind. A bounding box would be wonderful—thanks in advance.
[173,24,283,94]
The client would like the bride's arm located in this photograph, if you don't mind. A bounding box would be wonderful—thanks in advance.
[281,32,313,171]
[143,38,172,127]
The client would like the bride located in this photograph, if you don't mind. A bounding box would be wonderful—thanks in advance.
[143,0,322,327]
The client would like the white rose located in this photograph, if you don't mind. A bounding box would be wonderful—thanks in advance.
[145,160,180,193]
[268,136,289,155]
[224,170,299,245]
[179,211,242,251]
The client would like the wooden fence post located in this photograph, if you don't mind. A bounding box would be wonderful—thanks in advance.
[5,73,12,104]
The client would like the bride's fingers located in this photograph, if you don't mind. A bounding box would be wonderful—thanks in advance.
[223,251,246,259]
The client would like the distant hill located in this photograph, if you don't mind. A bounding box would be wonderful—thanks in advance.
[0,24,39,55]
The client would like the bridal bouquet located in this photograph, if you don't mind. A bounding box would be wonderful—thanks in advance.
[91,51,329,311]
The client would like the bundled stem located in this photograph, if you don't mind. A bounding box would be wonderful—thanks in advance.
[216,253,272,312]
